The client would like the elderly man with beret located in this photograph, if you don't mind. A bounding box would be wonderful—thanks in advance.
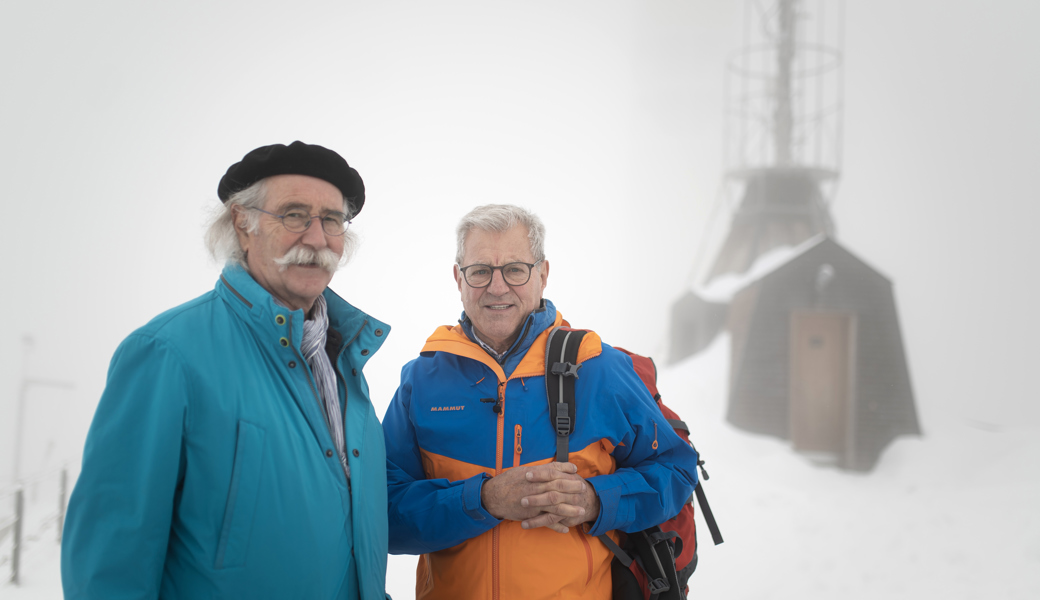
[61,142,392,599]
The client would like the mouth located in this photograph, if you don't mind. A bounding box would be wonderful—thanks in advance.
[282,261,322,272]
[484,304,513,311]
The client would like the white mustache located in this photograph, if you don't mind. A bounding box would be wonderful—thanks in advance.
[274,245,341,274]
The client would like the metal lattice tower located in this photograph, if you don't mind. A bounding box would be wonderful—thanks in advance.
[705,0,844,283]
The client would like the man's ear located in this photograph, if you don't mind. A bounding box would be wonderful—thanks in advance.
[454,264,463,292]
[233,206,252,248]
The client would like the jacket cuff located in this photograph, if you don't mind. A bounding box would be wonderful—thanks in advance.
[463,473,493,521]
[585,473,630,536]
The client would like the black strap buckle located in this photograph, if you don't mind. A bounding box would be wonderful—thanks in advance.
[647,577,670,595]
[555,413,571,436]
[550,361,582,378]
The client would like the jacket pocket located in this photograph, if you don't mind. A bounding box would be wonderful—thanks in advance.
[215,420,266,569]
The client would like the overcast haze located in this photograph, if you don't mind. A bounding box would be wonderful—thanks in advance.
[1,0,1038,596]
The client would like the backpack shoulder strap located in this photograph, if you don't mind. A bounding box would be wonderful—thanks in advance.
[544,326,588,462]
[546,328,640,565]
[696,482,724,546]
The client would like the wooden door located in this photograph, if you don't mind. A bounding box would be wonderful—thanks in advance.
[789,311,855,455]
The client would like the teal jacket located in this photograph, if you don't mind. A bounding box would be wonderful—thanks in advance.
[62,265,391,599]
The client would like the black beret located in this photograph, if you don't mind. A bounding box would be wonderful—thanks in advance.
[217,141,365,215]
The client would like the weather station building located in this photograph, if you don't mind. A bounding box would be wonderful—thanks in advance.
[671,0,919,471]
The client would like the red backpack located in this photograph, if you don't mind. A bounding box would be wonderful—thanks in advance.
[545,327,722,600]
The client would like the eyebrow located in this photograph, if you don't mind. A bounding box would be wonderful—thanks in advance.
[276,201,346,216]
[465,259,531,266]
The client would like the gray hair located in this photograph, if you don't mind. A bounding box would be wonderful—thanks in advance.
[205,179,360,268]
[454,204,546,265]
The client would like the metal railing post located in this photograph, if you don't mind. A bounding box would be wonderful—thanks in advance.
[58,467,68,543]
[11,487,23,586]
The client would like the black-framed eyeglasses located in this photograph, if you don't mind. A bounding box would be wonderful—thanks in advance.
[248,207,351,236]
[457,260,543,288]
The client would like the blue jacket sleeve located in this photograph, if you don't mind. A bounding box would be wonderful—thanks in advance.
[583,350,700,537]
[61,334,189,599]
[383,363,499,555]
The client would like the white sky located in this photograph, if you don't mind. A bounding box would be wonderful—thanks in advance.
[1,0,1037,484]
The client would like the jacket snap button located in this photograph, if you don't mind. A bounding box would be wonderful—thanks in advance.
[352,449,360,457]
[374,329,383,337]
[360,349,369,356]
[352,369,357,376]
[275,315,286,326]
[279,337,289,347]
[288,361,296,368]
[325,449,334,458]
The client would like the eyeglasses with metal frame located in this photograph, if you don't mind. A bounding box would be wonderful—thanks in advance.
[457,260,544,288]
[248,207,351,236]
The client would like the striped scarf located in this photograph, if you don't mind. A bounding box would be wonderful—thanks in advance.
[302,295,350,480]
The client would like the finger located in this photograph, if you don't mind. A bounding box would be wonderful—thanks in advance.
[523,478,586,497]
[521,493,587,517]
[521,511,569,532]
[520,489,583,509]
[525,463,581,483]
[558,514,589,528]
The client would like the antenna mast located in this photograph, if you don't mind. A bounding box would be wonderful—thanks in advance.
[705,0,844,283]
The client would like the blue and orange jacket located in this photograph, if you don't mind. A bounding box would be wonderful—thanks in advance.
[383,299,699,600]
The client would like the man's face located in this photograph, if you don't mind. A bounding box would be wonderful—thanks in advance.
[235,174,345,313]
[454,225,549,354]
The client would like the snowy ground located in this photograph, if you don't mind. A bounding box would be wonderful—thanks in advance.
[4,334,1038,599]
[652,335,1040,599]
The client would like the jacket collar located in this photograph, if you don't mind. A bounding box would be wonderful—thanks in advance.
[460,298,557,377]
[216,263,390,365]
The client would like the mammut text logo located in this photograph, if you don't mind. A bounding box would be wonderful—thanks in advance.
[431,406,466,412]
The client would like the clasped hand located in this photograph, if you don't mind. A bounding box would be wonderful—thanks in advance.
[480,462,600,534]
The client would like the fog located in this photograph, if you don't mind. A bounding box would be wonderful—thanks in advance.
[1,0,1038,597]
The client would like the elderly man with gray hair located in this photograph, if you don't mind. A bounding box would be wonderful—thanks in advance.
[382,204,699,599]
[62,141,392,599]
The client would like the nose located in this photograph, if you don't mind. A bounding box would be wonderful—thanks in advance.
[485,268,511,295]
[300,216,328,247]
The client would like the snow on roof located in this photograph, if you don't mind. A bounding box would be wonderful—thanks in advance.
[694,233,827,303]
